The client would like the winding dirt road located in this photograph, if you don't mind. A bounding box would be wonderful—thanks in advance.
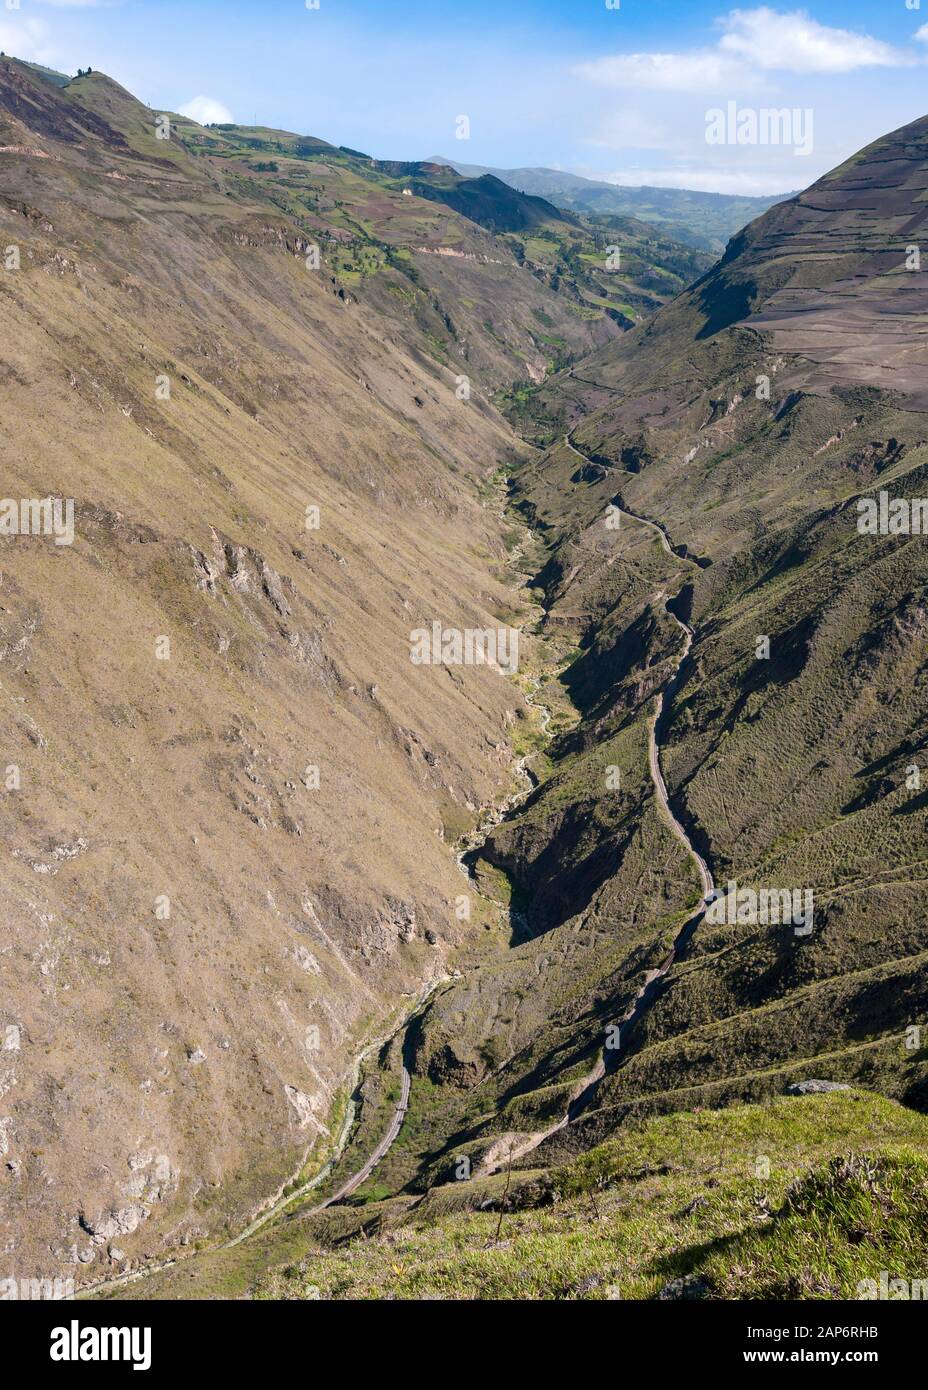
[315,1061,412,1208]
[563,431,680,553]
[480,434,717,1171]
[563,430,712,898]
[650,613,715,901]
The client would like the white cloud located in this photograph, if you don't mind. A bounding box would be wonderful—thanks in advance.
[718,7,912,73]
[575,6,914,97]
[574,49,746,93]
[178,95,233,126]
[570,8,925,198]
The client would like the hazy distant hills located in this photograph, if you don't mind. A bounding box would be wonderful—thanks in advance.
[431,155,794,253]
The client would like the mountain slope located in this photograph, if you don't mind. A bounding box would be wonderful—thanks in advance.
[397,112,928,1178]
[5,55,927,1301]
[0,56,552,1278]
[0,53,705,1286]
[154,131,710,369]
[403,172,578,234]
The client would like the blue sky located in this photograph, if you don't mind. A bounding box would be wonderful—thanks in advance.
[2,0,927,193]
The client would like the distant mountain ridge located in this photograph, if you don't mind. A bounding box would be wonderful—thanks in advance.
[430,156,794,252]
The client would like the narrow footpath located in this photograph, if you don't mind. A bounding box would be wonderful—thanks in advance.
[481,431,717,1170]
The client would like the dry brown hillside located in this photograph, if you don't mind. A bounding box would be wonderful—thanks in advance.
[0,58,548,1276]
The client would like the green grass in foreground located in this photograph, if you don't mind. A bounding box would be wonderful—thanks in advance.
[700,1150,928,1299]
[247,1091,928,1300]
